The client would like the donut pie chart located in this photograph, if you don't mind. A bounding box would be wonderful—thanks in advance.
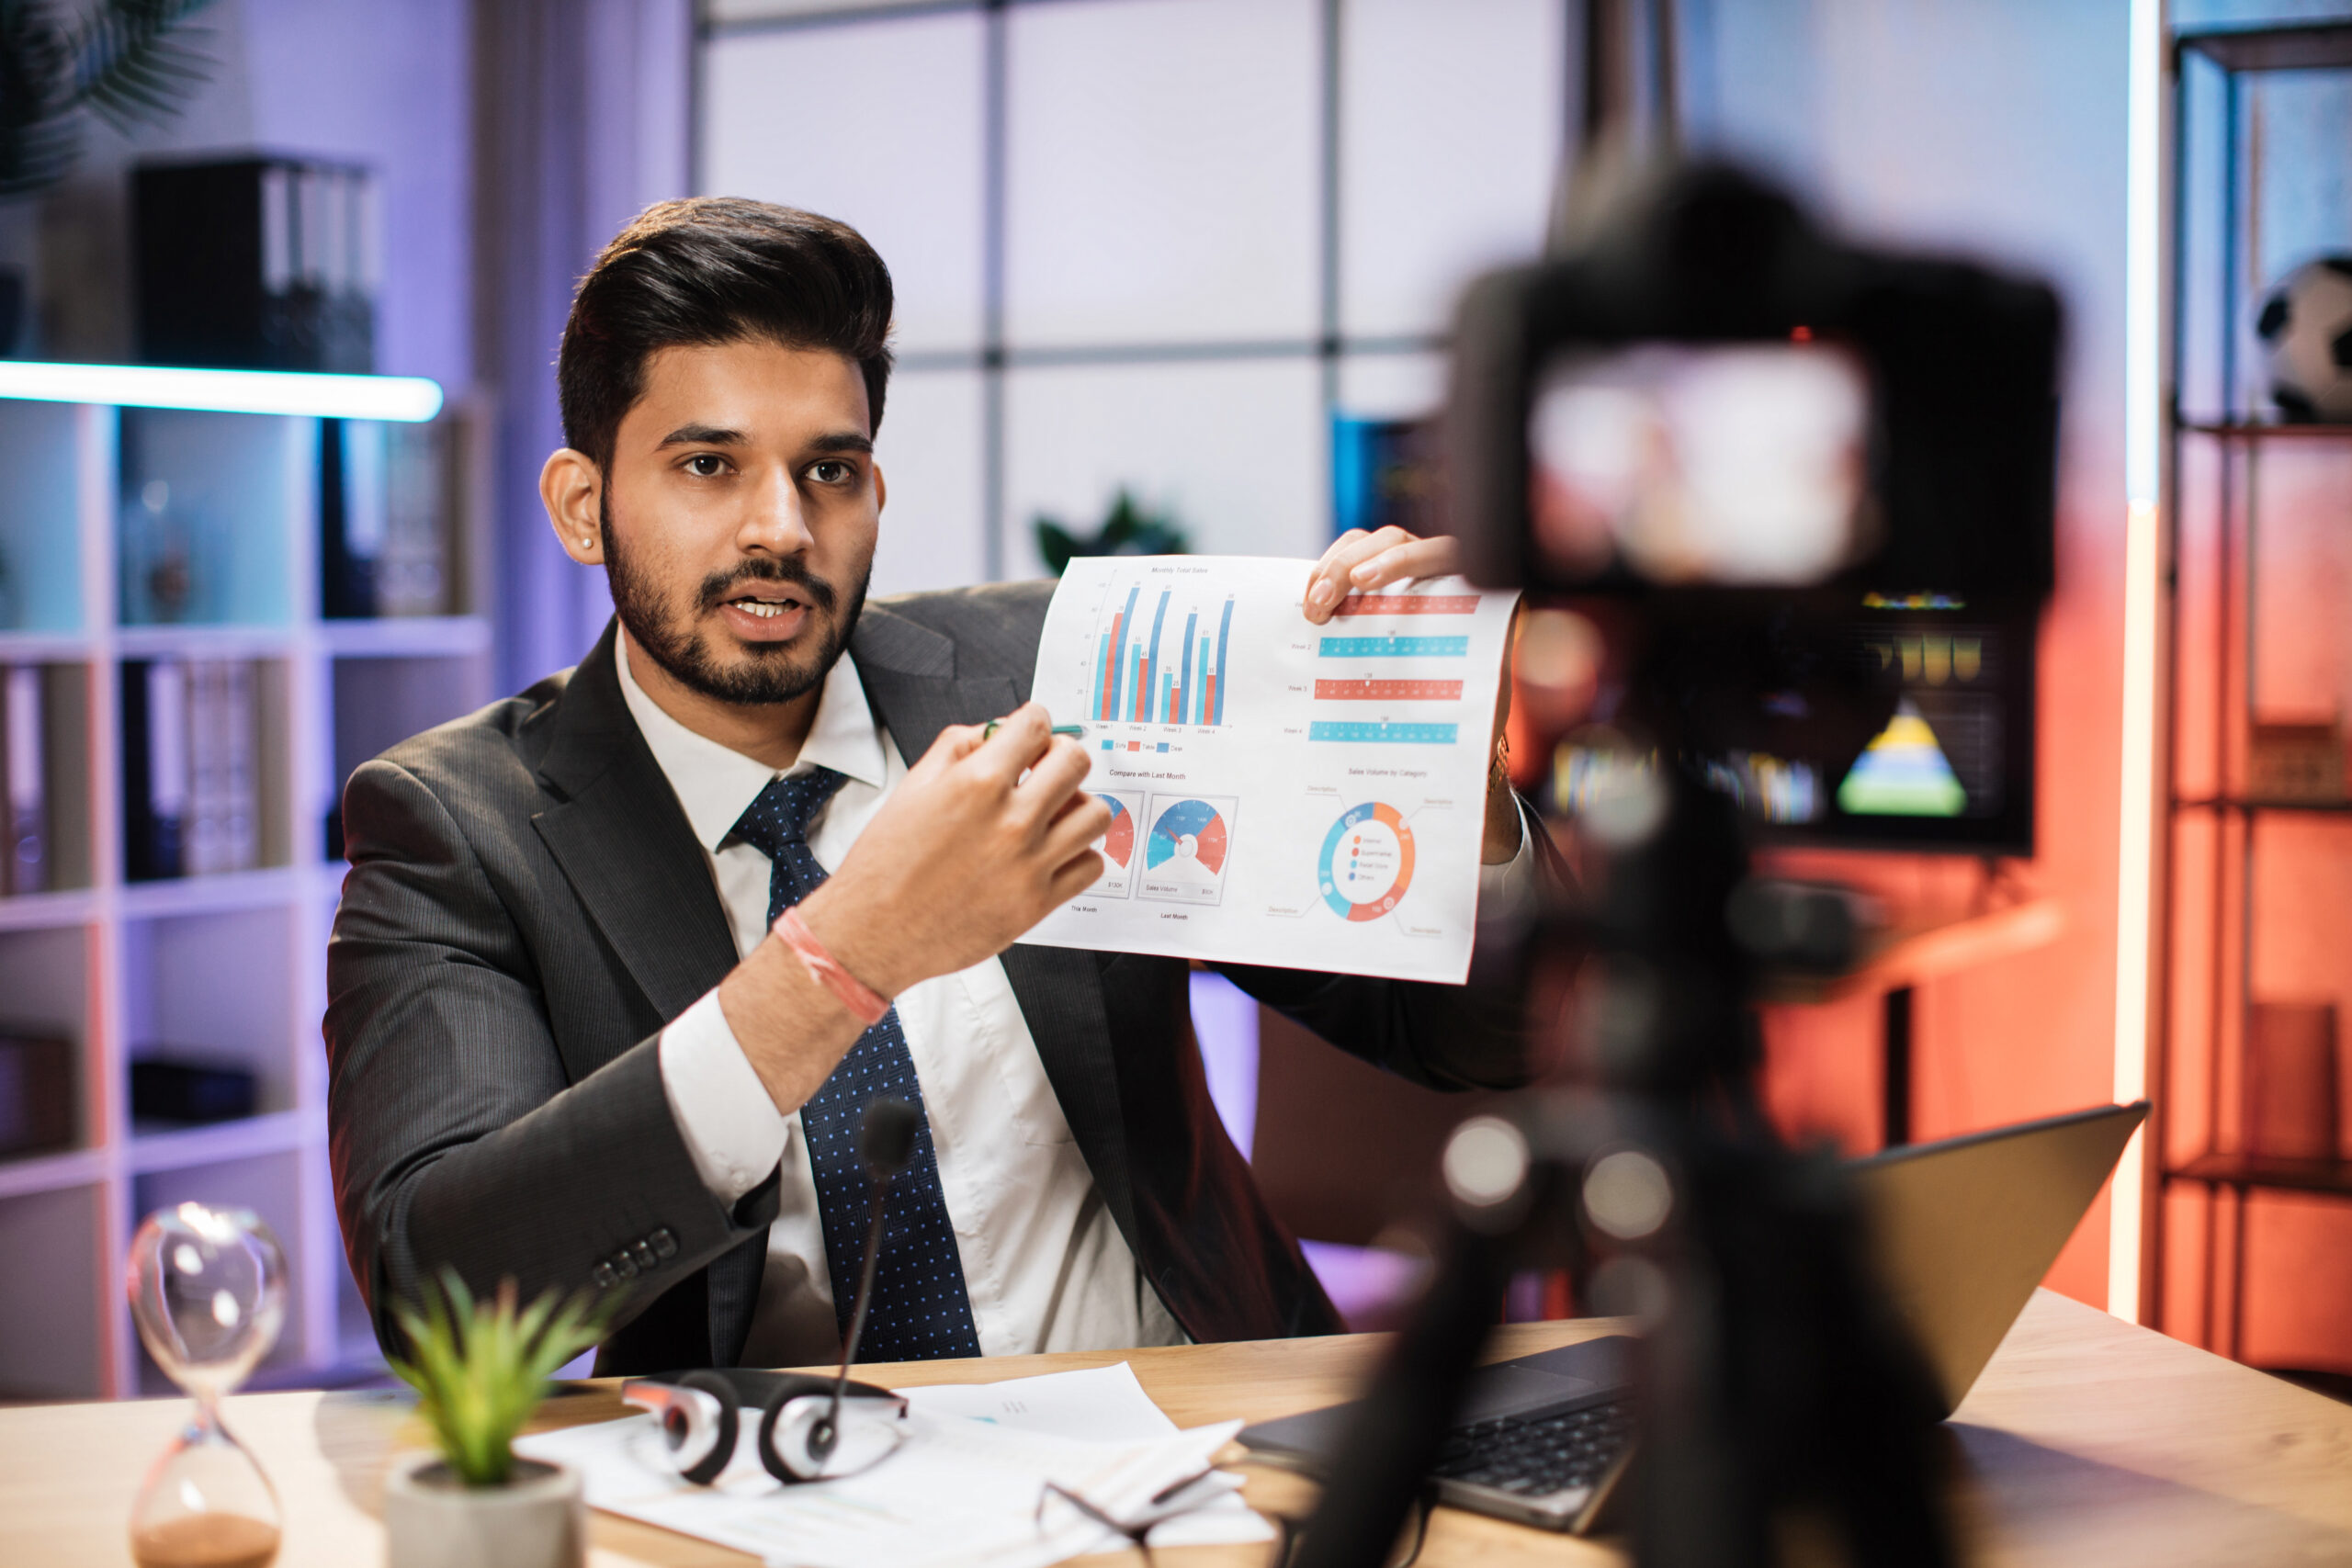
[1319,802,1414,921]
[1098,795,1135,868]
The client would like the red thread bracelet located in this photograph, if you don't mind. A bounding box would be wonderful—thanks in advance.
[772,908,890,1026]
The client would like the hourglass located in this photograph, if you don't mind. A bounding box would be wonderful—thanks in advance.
[125,1203,288,1568]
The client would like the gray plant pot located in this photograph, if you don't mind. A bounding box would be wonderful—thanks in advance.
[384,1454,583,1568]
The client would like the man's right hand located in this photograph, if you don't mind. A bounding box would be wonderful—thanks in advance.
[800,703,1109,997]
[717,703,1106,1112]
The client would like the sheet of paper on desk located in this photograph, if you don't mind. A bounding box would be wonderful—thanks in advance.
[514,1363,1273,1568]
[898,1360,1177,1443]
[1023,557,1519,985]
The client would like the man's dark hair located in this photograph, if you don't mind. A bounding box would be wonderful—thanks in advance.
[558,197,895,470]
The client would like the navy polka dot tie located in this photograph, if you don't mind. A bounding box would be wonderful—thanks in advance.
[731,767,983,1362]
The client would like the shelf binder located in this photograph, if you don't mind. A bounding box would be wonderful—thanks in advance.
[323,416,449,619]
[222,661,257,873]
[2,665,45,896]
[320,417,378,618]
[187,660,223,877]
[123,660,188,881]
[128,660,260,880]
[134,156,377,373]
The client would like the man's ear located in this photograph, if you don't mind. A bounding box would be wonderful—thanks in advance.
[874,460,888,517]
[541,448,605,565]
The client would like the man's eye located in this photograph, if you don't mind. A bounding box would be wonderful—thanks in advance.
[684,454,728,478]
[809,460,855,485]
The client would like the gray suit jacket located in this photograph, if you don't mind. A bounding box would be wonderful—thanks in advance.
[326,581,1536,1372]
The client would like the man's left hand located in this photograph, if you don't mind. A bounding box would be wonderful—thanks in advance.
[1303,527,1523,866]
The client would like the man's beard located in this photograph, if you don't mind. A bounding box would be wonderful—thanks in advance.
[601,495,869,706]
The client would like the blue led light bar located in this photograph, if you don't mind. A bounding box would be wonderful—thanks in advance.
[0,360,444,422]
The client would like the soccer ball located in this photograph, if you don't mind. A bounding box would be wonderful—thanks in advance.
[2256,257,2352,423]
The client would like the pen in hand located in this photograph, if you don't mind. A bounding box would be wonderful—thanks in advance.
[984,718,1087,740]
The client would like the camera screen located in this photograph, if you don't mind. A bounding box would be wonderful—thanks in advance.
[1707,606,2018,827]
[1528,343,1874,588]
[1548,596,2038,853]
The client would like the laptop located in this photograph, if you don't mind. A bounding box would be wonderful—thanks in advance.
[1237,1100,2150,1532]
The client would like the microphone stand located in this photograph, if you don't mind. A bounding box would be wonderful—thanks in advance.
[806,1097,921,1466]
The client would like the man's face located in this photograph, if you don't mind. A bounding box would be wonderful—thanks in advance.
[599,339,881,706]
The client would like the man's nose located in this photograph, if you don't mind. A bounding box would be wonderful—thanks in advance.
[740,467,815,554]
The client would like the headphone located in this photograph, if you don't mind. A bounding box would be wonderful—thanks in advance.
[620,1101,925,1486]
[622,1366,909,1484]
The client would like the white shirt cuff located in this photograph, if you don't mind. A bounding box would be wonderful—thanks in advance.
[659,988,790,1204]
[1476,795,1540,914]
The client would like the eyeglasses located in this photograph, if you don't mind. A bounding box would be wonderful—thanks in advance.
[1035,1475,1432,1568]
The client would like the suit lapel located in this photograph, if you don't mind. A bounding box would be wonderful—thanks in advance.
[851,606,1141,1251]
[847,604,1015,761]
[530,624,738,1057]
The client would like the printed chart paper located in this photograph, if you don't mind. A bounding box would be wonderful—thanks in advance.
[1023,556,1517,984]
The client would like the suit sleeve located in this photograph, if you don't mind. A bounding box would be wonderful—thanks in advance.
[1208,793,1564,1092]
[325,758,779,1352]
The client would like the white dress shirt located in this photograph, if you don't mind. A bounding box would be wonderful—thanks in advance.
[618,634,1532,1366]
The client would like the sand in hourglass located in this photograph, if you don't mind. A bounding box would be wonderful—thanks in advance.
[130,1511,281,1568]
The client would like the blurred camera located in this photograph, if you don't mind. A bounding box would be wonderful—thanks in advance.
[1448,162,2061,604]
[1449,164,2063,853]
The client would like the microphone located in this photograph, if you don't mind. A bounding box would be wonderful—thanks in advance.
[789,1097,922,1472]
[636,1109,926,1487]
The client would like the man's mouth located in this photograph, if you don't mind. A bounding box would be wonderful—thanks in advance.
[712,577,827,645]
[722,587,811,619]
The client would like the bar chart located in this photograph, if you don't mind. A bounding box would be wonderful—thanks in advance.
[1090,583,1238,727]
[1306,588,1481,747]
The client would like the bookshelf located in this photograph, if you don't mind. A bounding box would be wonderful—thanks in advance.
[0,364,489,1399]
[2156,22,2352,1369]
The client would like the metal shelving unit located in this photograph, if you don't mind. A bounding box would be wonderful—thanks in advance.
[2156,21,2352,1366]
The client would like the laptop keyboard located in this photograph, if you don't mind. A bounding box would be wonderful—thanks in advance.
[1430,1396,1634,1498]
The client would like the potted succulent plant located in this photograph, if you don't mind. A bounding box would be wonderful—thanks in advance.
[383,1271,608,1568]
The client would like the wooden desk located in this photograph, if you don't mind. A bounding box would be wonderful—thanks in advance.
[6,1290,2349,1566]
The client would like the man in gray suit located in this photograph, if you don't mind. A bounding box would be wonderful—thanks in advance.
[327,198,1543,1375]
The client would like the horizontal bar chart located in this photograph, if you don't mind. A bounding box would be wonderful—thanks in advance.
[1307,721,1461,744]
[1317,636,1469,658]
[1331,594,1480,616]
[1313,678,1464,702]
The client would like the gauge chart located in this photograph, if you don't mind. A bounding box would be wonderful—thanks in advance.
[1091,791,1142,898]
[1141,795,1236,906]
[1319,802,1416,921]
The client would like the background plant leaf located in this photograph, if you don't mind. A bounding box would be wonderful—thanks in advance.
[69,0,213,137]
[1031,488,1190,576]
[0,0,214,197]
